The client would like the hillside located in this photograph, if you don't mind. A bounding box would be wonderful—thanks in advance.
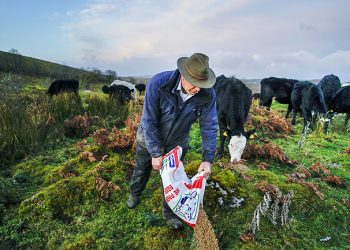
[0,50,90,80]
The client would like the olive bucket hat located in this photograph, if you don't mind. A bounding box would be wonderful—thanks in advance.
[177,53,216,88]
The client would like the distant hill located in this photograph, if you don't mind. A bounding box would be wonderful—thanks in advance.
[0,50,89,80]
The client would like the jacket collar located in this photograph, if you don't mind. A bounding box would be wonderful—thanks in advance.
[160,70,212,105]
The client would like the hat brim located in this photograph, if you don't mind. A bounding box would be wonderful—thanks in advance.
[177,57,216,88]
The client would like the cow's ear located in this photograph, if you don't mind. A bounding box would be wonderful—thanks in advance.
[244,129,256,140]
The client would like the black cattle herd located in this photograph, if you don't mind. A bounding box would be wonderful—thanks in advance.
[258,74,349,131]
[47,74,349,162]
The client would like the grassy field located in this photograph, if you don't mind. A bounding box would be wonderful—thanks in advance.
[0,75,349,249]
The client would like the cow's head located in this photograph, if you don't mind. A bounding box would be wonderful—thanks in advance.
[228,134,247,162]
[118,87,132,103]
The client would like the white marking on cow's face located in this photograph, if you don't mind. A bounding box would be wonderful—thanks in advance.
[228,135,247,162]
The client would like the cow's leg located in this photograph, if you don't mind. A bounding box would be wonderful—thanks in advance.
[311,111,317,130]
[217,130,226,160]
[302,108,311,133]
[217,117,227,159]
[285,103,293,118]
[260,97,272,109]
[323,111,333,134]
[292,110,298,125]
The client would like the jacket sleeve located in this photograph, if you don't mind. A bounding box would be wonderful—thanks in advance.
[199,90,218,163]
[141,76,163,158]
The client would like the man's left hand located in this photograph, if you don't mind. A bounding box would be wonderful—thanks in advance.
[198,161,211,178]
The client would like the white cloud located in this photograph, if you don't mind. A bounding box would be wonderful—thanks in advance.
[62,0,350,81]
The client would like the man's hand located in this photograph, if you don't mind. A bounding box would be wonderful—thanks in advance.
[198,161,211,178]
[152,156,163,170]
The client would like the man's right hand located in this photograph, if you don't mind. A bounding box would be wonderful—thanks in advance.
[152,156,163,170]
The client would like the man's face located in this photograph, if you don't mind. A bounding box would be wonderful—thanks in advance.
[181,76,200,95]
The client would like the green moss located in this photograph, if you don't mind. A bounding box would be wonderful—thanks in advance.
[0,176,19,206]
[142,227,191,250]
[211,169,238,189]
[61,233,97,250]
[183,151,202,162]
[19,176,96,223]
[249,169,281,184]
[96,238,113,250]
[184,160,201,175]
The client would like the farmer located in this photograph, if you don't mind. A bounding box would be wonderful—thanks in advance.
[127,53,218,230]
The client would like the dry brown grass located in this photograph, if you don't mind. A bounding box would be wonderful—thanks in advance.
[246,101,292,137]
[286,161,346,199]
[64,113,98,137]
[323,176,346,187]
[92,112,141,152]
[239,232,254,242]
[95,177,120,200]
[344,145,350,154]
[79,150,108,163]
[256,161,269,170]
[286,170,325,200]
[255,181,280,197]
[242,141,297,165]
[79,151,97,162]
[309,162,331,177]
[73,139,88,152]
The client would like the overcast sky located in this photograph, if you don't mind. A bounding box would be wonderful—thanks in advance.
[1,0,349,81]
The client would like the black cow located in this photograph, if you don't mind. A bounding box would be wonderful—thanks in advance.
[260,77,299,118]
[214,75,253,162]
[252,93,260,100]
[327,86,350,128]
[102,84,132,104]
[110,80,136,100]
[48,79,79,96]
[291,81,327,131]
[317,74,341,109]
[135,83,146,94]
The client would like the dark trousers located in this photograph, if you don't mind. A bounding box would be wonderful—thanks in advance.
[129,142,187,220]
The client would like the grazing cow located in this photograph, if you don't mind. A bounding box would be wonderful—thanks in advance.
[291,81,327,131]
[317,74,341,109]
[135,83,146,94]
[260,77,298,118]
[110,80,136,100]
[102,84,132,104]
[252,93,260,100]
[328,86,350,128]
[214,75,253,162]
[48,79,79,96]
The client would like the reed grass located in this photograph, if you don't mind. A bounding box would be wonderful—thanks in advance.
[0,92,128,168]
